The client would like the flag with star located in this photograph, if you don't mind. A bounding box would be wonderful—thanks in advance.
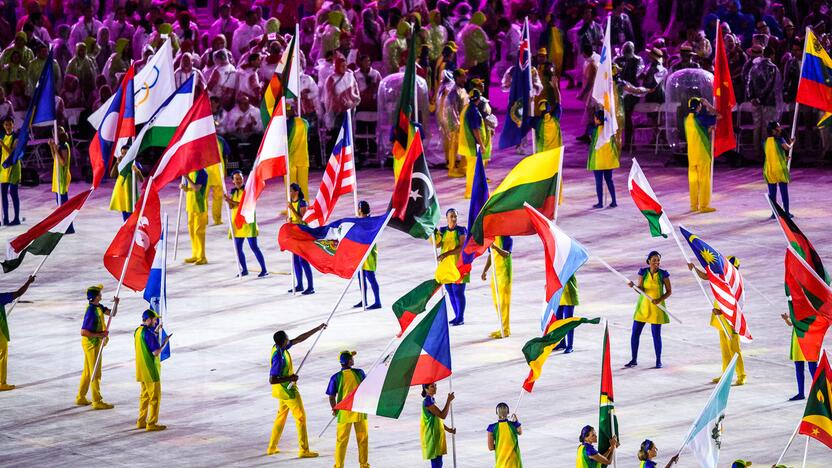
[590,16,617,149]
[799,350,832,449]
[388,128,440,239]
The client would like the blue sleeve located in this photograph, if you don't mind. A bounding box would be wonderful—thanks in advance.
[269,349,284,377]
[695,112,716,129]
[299,200,308,209]
[0,292,14,306]
[553,103,562,120]
[423,396,435,408]
[486,423,496,433]
[584,443,598,456]
[459,226,468,237]
[144,327,160,353]
[467,106,482,130]
[325,373,338,396]
[660,268,670,278]
[81,305,97,331]
[356,368,366,381]
[195,169,208,185]
[637,267,648,277]
[501,236,513,253]
[512,420,521,428]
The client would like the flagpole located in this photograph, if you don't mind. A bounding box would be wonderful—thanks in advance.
[774,420,802,466]
[172,177,185,260]
[513,388,525,415]
[527,16,537,155]
[5,253,50,317]
[788,28,809,171]
[91,177,155,382]
[283,96,296,295]
[488,248,505,338]
[801,436,809,468]
[220,172,244,278]
[447,370,458,468]
[347,108,367,310]
[553,146,565,222]
[592,255,682,324]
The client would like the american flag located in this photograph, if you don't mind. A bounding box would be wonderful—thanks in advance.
[681,227,752,341]
[303,112,357,227]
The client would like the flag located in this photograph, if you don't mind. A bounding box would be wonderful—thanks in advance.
[261,32,299,124]
[103,188,162,291]
[148,93,221,192]
[525,204,591,331]
[591,18,617,149]
[712,24,736,157]
[681,227,751,340]
[1,188,91,273]
[799,351,832,448]
[458,147,490,276]
[391,26,418,169]
[88,38,175,127]
[302,112,356,227]
[598,323,619,459]
[89,66,135,188]
[679,354,738,467]
[769,198,829,283]
[498,18,532,149]
[818,112,832,128]
[5,48,55,168]
[278,212,391,279]
[143,215,170,361]
[112,64,137,164]
[628,158,672,238]
[334,300,451,418]
[469,147,562,245]
[522,317,600,392]
[797,29,832,113]
[235,99,289,227]
[120,74,196,175]
[391,279,441,336]
[785,247,832,323]
[387,131,440,239]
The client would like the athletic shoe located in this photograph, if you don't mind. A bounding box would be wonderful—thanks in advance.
[146,424,167,431]
[298,451,319,458]
[92,401,114,410]
[624,360,637,368]
[75,396,91,406]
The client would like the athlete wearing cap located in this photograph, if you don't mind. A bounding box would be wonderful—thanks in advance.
[326,350,368,468]
[135,309,171,431]
[76,284,117,409]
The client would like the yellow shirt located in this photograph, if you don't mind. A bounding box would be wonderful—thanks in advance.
[52,143,71,194]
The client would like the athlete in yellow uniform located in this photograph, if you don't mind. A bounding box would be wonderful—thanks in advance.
[587,110,619,209]
[181,169,208,265]
[205,137,227,225]
[481,236,512,338]
[134,309,171,431]
[626,251,672,369]
[764,121,792,218]
[636,439,679,467]
[435,209,468,325]
[576,425,617,468]
[77,285,116,409]
[458,89,490,199]
[420,382,456,467]
[0,275,35,391]
[684,97,717,213]
[534,100,563,152]
[353,201,381,309]
[109,144,144,221]
[0,116,21,225]
[267,324,326,458]
[226,170,268,277]
[287,104,310,198]
[48,127,74,233]
[486,402,523,468]
[327,351,369,468]
[287,183,315,294]
[554,275,579,352]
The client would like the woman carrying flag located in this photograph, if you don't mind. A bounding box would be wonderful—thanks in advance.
[636,439,679,467]
[684,97,717,213]
[625,251,672,369]
[481,236,512,338]
[576,425,618,468]
[205,137,227,225]
[48,127,74,233]
[435,208,468,325]
[486,402,523,467]
[420,382,455,467]
[587,110,619,209]
[764,121,792,219]
[553,275,579,353]
[458,89,491,199]
[109,144,144,221]
[180,169,209,265]
[533,99,562,152]
[287,183,314,295]
[353,200,381,309]
[225,170,268,277]
[780,311,822,401]
[0,116,21,225]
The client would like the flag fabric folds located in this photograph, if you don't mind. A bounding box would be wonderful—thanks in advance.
[679,354,738,468]
[391,279,441,336]
[334,300,451,418]
[149,93,221,192]
[143,216,170,361]
[522,317,600,392]
[5,48,56,167]
[469,147,562,245]
[387,130,440,239]
[628,159,672,238]
[799,350,832,448]
[525,203,590,331]
[458,147,490,275]
[261,32,299,124]
[391,26,418,170]
[2,188,91,273]
[278,212,390,279]
[591,18,617,149]
[712,25,736,157]
[103,188,162,291]
[797,29,832,113]
[597,323,619,458]
[681,226,751,340]
[785,247,832,323]
[498,18,532,149]
[303,112,356,227]
[769,198,830,283]
[89,66,134,188]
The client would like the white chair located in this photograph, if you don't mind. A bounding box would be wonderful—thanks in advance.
[353,110,379,166]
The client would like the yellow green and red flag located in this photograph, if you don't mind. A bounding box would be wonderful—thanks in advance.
[521,316,600,392]
[798,350,832,448]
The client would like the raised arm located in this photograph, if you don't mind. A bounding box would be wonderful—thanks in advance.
[687,262,708,280]
[12,275,35,299]
[289,323,327,346]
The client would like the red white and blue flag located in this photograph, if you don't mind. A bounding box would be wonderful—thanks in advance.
[278,212,391,279]
[498,18,532,149]
[303,112,356,227]
[90,64,136,188]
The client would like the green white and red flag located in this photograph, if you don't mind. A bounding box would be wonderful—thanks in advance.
[628,158,672,238]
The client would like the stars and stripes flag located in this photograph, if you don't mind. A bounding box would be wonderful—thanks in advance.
[303,111,357,227]
[681,226,751,341]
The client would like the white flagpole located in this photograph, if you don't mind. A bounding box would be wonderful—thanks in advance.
[513,388,525,415]
[346,109,367,310]
[283,96,296,295]
[775,420,802,466]
[526,18,536,155]
[172,177,185,260]
[593,255,683,324]
[488,248,505,338]
[801,436,809,468]
[788,28,809,171]
[5,254,50,317]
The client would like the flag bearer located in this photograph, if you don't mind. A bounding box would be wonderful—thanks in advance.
[0,275,35,391]
[181,168,209,265]
[688,257,746,386]
[764,121,792,219]
[481,236,512,338]
[780,311,822,401]
[459,89,490,199]
[354,200,381,309]
[327,350,369,468]
[0,116,21,225]
[205,137,227,225]
[48,127,74,233]
[287,183,315,294]
[576,425,618,468]
[625,251,672,369]
[225,170,268,277]
[533,99,562,152]
[76,285,116,409]
[267,324,326,458]
[420,382,456,467]
[486,402,522,467]
[553,275,579,352]
[135,309,171,431]
[636,439,679,467]
[684,97,717,213]
[109,144,144,221]
[587,110,619,209]
[287,102,310,199]
[434,208,468,325]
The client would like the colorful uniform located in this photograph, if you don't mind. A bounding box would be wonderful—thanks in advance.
[327,368,369,468]
[77,303,107,403]
[435,226,468,324]
[52,142,71,195]
[535,107,563,152]
[459,103,490,199]
[630,268,670,366]
[109,163,140,219]
[288,117,310,198]
[359,244,380,307]
[421,395,447,462]
[290,199,314,291]
[786,298,827,396]
[684,112,715,211]
[639,461,657,468]
[268,343,311,453]
[711,303,745,382]
[576,442,600,468]
[134,324,161,427]
[587,123,619,207]
[205,137,228,225]
[0,131,20,225]
[764,135,790,216]
[185,169,209,263]
[229,187,267,275]
[487,419,522,468]
[0,292,15,386]
[555,275,579,349]
[490,236,513,337]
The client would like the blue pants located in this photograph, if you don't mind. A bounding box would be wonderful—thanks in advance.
[555,305,575,348]
[359,270,380,306]
[631,321,662,364]
[121,211,131,221]
[1,183,19,224]
[795,361,818,396]
[55,192,75,233]
[430,456,443,468]
[234,237,267,274]
[445,283,466,322]
[768,183,789,215]
[292,254,313,291]
[593,170,616,206]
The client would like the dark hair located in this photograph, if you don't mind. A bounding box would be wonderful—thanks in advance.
[579,425,594,443]
[581,43,594,57]
[594,109,605,123]
[231,169,242,177]
[421,383,431,397]
[273,331,288,346]
[638,439,654,460]
[646,251,661,263]
[768,120,780,133]
[445,208,457,216]
[495,402,509,416]
[290,183,305,200]
[358,200,370,216]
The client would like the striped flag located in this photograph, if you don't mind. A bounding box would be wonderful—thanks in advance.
[303,112,356,227]
[681,226,751,341]
[4,48,55,168]
[89,64,135,188]
[628,158,672,238]
[498,18,532,149]
[261,32,299,124]
[522,317,600,392]
[597,323,619,458]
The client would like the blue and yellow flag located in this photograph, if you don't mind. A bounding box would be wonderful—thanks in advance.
[5,48,56,167]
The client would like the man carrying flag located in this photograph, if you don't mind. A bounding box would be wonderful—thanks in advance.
[134,308,172,431]
[498,18,532,151]
[0,275,36,391]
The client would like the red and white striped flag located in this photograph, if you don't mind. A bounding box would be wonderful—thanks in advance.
[303,113,356,227]
[234,98,289,228]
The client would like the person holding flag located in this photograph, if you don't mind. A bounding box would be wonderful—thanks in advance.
[576,425,618,468]
[764,121,792,219]
[76,285,116,410]
[286,102,310,199]
[459,89,491,199]
[205,138,226,226]
[354,201,381,309]
[434,208,468,325]
[326,350,369,468]
[780,311,821,401]
[625,251,672,369]
[287,183,314,294]
[225,170,268,277]
[0,116,21,225]
[0,275,36,391]
[684,97,718,213]
[109,144,144,221]
[486,402,523,467]
[533,100,563,152]
[134,309,171,431]
[180,169,209,265]
[636,439,679,467]
[587,110,619,209]
[481,236,512,339]
[420,382,456,468]
[553,276,579,353]
[48,127,74,233]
